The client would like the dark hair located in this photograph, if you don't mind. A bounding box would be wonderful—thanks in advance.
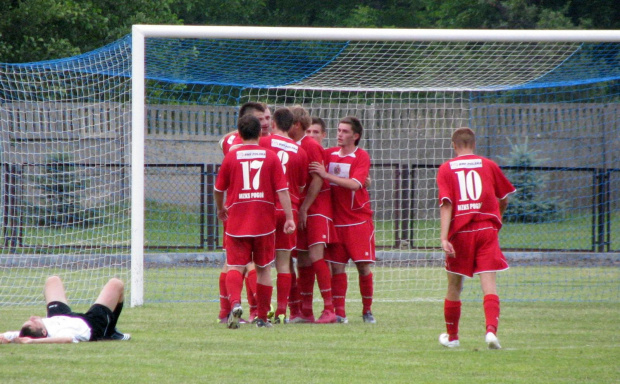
[452,127,476,149]
[239,102,265,118]
[339,116,363,146]
[237,114,261,140]
[273,107,294,132]
[311,117,326,133]
[19,324,45,339]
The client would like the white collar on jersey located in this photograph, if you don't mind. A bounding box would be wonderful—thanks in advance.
[332,146,358,158]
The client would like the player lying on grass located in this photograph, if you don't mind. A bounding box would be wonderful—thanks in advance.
[0,275,130,344]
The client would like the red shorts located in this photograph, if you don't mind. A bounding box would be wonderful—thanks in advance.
[445,222,509,278]
[326,221,375,264]
[275,209,297,251]
[296,215,337,251]
[225,233,275,268]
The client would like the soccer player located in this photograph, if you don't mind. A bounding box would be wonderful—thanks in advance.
[0,275,130,344]
[306,116,328,144]
[436,127,516,349]
[288,107,337,324]
[259,107,308,323]
[309,116,376,324]
[217,102,271,323]
[214,114,295,329]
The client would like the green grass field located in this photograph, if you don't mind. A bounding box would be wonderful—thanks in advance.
[1,300,618,383]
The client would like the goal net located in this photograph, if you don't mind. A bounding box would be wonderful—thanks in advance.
[1,27,618,306]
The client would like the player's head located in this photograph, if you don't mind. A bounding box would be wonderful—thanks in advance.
[338,116,363,146]
[272,107,294,133]
[451,127,476,150]
[239,102,270,136]
[237,114,261,141]
[307,117,327,145]
[291,105,312,132]
[19,316,47,338]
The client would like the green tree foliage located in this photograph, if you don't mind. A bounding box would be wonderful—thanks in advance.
[500,138,563,223]
[0,0,618,63]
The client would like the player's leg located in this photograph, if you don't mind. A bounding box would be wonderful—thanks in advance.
[440,272,464,348]
[295,250,316,322]
[356,262,375,324]
[252,234,275,328]
[224,236,252,329]
[274,250,292,322]
[94,278,124,311]
[244,262,258,322]
[480,272,501,349]
[288,255,301,320]
[309,243,336,323]
[43,275,69,305]
[217,263,231,323]
[329,255,348,323]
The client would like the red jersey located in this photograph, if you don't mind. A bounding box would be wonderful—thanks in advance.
[325,147,373,226]
[215,144,288,237]
[298,135,332,218]
[259,134,308,209]
[437,154,516,239]
[219,132,243,155]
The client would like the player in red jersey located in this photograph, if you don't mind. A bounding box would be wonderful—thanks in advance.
[217,102,272,324]
[309,116,376,324]
[288,107,337,324]
[259,107,308,323]
[214,114,295,329]
[436,127,516,349]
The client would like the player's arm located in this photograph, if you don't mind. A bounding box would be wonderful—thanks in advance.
[214,190,228,221]
[309,161,361,190]
[439,201,455,258]
[498,196,509,218]
[14,336,74,344]
[0,331,19,344]
[277,190,296,234]
[298,173,322,230]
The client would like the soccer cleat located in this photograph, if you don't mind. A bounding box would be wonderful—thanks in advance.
[248,310,258,323]
[266,304,275,320]
[273,314,287,324]
[227,304,243,329]
[255,318,273,328]
[288,313,315,323]
[315,309,337,324]
[485,332,502,349]
[108,329,131,341]
[362,311,377,324]
[336,315,349,324]
[439,333,460,348]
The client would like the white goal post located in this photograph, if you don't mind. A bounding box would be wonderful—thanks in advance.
[126,26,620,306]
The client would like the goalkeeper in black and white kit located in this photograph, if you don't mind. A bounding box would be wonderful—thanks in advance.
[0,275,130,344]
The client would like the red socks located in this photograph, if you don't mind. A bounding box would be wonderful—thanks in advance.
[359,272,373,314]
[218,272,230,318]
[298,265,315,316]
[225,269,244,308]
[483,294,500,334]
[312,259,334,312]
[444,299,461,341]
[331,272,348,318]
[276,273,292,317]
[245,269,258,316]
[289,270,301,317]
[256,283,273,321]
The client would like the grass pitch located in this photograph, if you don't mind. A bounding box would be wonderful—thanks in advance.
[1,299,618,383]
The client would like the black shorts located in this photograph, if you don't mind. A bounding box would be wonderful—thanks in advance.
[46,301,115,341]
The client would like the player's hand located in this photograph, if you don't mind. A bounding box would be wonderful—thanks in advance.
[364,176,372,188]
[298,208,308,230]
[283,219,296,235]
[217,207,228,221]
[308,162,327,178]
[0,335,10,344]
[441,239,455,258]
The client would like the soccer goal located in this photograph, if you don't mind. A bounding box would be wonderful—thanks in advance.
[1,27,618,307]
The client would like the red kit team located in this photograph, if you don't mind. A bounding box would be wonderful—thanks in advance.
[215,103,514,349]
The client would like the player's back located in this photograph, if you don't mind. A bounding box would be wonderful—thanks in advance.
[216,144,288,236]
[260,134,307,209]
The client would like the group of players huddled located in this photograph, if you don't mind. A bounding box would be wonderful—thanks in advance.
[214,103,376,329]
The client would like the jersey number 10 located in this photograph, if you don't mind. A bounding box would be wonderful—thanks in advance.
[455,170,482,201]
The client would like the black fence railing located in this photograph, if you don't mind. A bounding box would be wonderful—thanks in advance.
[1,162,617,253]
